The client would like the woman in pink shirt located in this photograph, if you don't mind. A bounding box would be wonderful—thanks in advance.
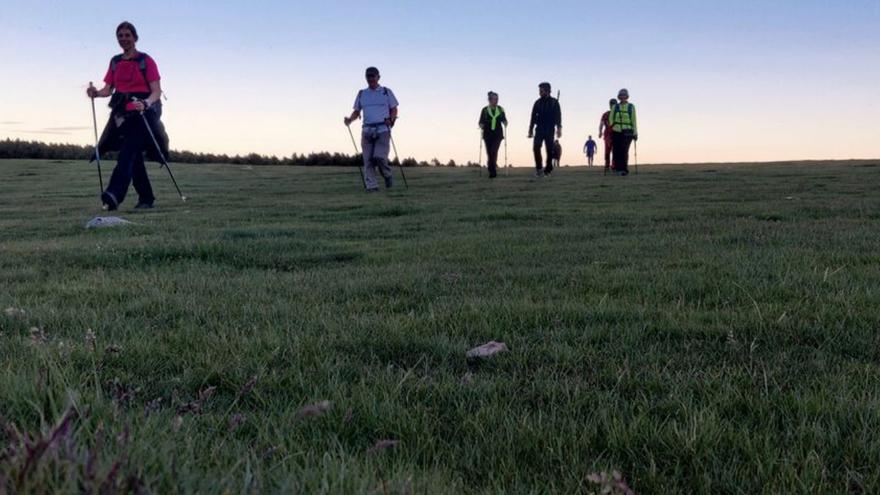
[87,21,167,210]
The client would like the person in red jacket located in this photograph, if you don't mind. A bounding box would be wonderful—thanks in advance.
[87,21,164,211]
[598,98,616,171]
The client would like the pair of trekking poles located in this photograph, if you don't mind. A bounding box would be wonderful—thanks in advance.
[88,82,187,205]
[345,122,408,190]
[477,126,509,177]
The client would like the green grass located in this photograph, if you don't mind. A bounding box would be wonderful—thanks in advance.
[1,158,879,494]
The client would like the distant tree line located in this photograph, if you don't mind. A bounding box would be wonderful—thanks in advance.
[0,138,477,168]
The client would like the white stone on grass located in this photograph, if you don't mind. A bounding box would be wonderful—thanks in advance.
[466,341,509,359]
[85,216,134,229]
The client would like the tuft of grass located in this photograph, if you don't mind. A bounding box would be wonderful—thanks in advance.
[1,159,880,493]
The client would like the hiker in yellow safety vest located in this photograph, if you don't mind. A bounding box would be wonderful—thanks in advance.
[478,91,508,179]
[609,89,638,176]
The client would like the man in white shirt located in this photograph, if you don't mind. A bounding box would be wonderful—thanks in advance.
[344,67,399,191]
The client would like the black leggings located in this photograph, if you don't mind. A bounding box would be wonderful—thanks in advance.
[484,137,502,176]
[533,134,554,172]
[611,132,634,172]
[105,115,155,206]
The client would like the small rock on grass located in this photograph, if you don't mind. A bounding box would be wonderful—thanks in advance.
[85,216,134,229]
[295,400,332,421]
[467,341,509,359]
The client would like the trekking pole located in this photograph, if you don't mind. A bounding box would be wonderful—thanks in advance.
[345,123,367,189]
[134,99,187,202]
[478,130,483,177]
[88,82,104,194]
[635,140,639,175]
[389,132,408,189]
[503,124,509,177]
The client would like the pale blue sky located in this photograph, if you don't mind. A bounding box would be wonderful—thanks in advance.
[1,0,878,164]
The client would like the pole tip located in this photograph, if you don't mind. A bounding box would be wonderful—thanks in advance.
[181,196,188,202]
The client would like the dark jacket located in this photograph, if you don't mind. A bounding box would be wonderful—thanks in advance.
[529,96,561,136]
[478,106,508,141]
[92,94,170,164]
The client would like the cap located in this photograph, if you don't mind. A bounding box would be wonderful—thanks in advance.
[365,67,380,76]
[539,82,551,90]
[618,88,629,98]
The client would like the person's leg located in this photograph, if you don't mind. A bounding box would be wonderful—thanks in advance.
[604,137,613,170]
[486,138,500,177]
[103,117,146,208]
[361,133,380,190]
[543,135,554,174]
[620,135,633,174]
[374,132,393,187]
[131,151,155,206]
[532,135,544,173]
[612,132,631,174]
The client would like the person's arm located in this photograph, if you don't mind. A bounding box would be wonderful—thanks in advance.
[599,117,605,137]
[145,80,161,106]
[345,91,363,126]
[130,80,162,111]
[386,106,398,127]
[88,61,115,98]
[478,107,486,129]
[528,102,537,137]
[555,100,562,138]
[87,83,112,98]
[344,109,361,126]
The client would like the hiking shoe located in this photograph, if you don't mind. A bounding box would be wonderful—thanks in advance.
[384,176,394,188]
[101,192,118,211]
[134,202,154,210]
[366,187,380,193]
[534,170,544,178]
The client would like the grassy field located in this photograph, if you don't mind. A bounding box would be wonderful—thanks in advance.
[1,158,879,494]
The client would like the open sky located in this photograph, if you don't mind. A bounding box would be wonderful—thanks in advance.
[1,0,878,165]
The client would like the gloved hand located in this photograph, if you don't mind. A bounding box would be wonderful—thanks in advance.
[385,117,396,128]
[86,86,98,98]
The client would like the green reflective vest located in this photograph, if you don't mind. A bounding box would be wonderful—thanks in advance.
[485,106,504,131]
[610,103,637,134]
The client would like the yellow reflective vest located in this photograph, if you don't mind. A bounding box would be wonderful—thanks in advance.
[610,102,638,135]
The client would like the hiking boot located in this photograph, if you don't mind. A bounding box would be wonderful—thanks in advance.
[534,170,544,178]
[384,176,394,188]
[134,202,154,210]
[101,192,118,211]
[366,187,380,193]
